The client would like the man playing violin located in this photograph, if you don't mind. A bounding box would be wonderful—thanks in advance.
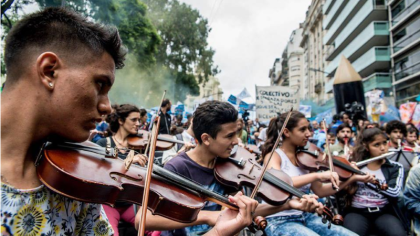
[141,101,324,235]
[1,8,257,236]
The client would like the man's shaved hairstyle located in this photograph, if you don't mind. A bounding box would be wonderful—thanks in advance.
[4,7,126,82]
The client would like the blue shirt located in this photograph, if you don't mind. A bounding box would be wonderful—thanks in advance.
[163,152,229,236]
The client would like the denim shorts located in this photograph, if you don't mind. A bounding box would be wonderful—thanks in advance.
[265,212,358,236]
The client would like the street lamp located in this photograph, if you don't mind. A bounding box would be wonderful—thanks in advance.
[309,68,330,74]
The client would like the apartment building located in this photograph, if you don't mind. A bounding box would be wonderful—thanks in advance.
[388,0,420,106]
[300,0,327,104]
[323,0,392,102]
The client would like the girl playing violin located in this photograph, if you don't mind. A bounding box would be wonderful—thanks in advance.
[96,103,148,236]
[343,127,407,236]
[262,111,373,236]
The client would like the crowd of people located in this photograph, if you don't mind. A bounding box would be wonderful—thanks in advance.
[1,7,420,236]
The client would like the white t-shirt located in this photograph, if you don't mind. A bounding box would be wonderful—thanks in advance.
[266,149,310,218]
[351,166,389,208]
[257,128,267,147]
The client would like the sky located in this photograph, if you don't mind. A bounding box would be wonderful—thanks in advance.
[180,0,312,101]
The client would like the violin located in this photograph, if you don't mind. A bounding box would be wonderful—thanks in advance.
[244,144,263,163]
[215,146,343,226]
[35,141,238,223]
[296,142,388,191]
[127,130,185,151]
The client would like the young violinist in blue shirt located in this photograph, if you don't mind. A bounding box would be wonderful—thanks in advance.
[140,101,324,236]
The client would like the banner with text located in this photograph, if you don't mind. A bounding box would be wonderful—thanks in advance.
[255,86,300,122]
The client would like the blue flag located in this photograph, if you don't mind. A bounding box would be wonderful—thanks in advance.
[228,94,237,105]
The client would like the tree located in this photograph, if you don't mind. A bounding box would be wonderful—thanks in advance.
[1,0,217,105]
[142,0,219,100]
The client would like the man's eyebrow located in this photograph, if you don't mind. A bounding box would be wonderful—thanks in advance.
[226,131,236,136]
[97,74,114,86]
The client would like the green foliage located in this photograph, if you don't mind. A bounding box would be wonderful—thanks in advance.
[144,0,219,84]
[1,0,217,104]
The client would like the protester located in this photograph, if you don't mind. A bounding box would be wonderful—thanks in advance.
[139,108,149,131]
[330,123,354,158]
[386,120,407,149]
[343,128,407,236]
[150,99,172,134]
[261,111,365,236]
[404,163,420,235]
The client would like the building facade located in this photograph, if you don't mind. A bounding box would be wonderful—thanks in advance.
[184,75,223,110]
[323,0,392,100]
[300,0,329,104]
[388,0,420,106]
[269,27,305,99]
[269,58,282,85]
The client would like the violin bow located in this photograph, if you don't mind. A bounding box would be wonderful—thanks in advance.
[137,91,166,236]
[321,119,338,191]
[144,91,167,155]
[250,108,293,199]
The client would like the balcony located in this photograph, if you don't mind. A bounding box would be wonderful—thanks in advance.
[326,21,389,64]
[395,62,420,83]
[330,1,388,54]
[352,47,390,77]
[391,0,420,29]
[362,73,392,92]
[326,47,391,78]
[323,0,365,45]
[323,0,334,15]
[323,0,346,30]
[393,29,420,55]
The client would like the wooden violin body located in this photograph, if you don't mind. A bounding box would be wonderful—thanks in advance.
[37,142,205,223]
[127,130,185,151]
[215,146,342,226]
[215,146,292,205]
[296,143,388,190]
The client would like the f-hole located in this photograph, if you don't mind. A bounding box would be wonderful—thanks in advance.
[110,172,143,183]
[237,158,262,180]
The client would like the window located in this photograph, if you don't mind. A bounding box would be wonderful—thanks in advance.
[391,1,405,18]
[393,28,407,43]
[291,66,300,71]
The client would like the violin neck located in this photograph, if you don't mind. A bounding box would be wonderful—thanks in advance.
[152,165,237,210]
[332,158,365,175]
[263,172,305,198]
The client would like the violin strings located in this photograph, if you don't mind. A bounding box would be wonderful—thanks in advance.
[264,172,304,198]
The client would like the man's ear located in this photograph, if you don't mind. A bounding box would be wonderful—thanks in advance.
[36,52,60,90]
[201,133,211,146]
[283,128,290,138]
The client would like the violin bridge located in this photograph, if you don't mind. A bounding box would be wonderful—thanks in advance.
[321,152,326,162]
[125,150,135,170]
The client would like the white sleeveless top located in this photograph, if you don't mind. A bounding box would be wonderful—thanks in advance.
[266,148,311,218]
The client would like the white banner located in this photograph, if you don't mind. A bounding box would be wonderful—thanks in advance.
[255,86,300,122]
